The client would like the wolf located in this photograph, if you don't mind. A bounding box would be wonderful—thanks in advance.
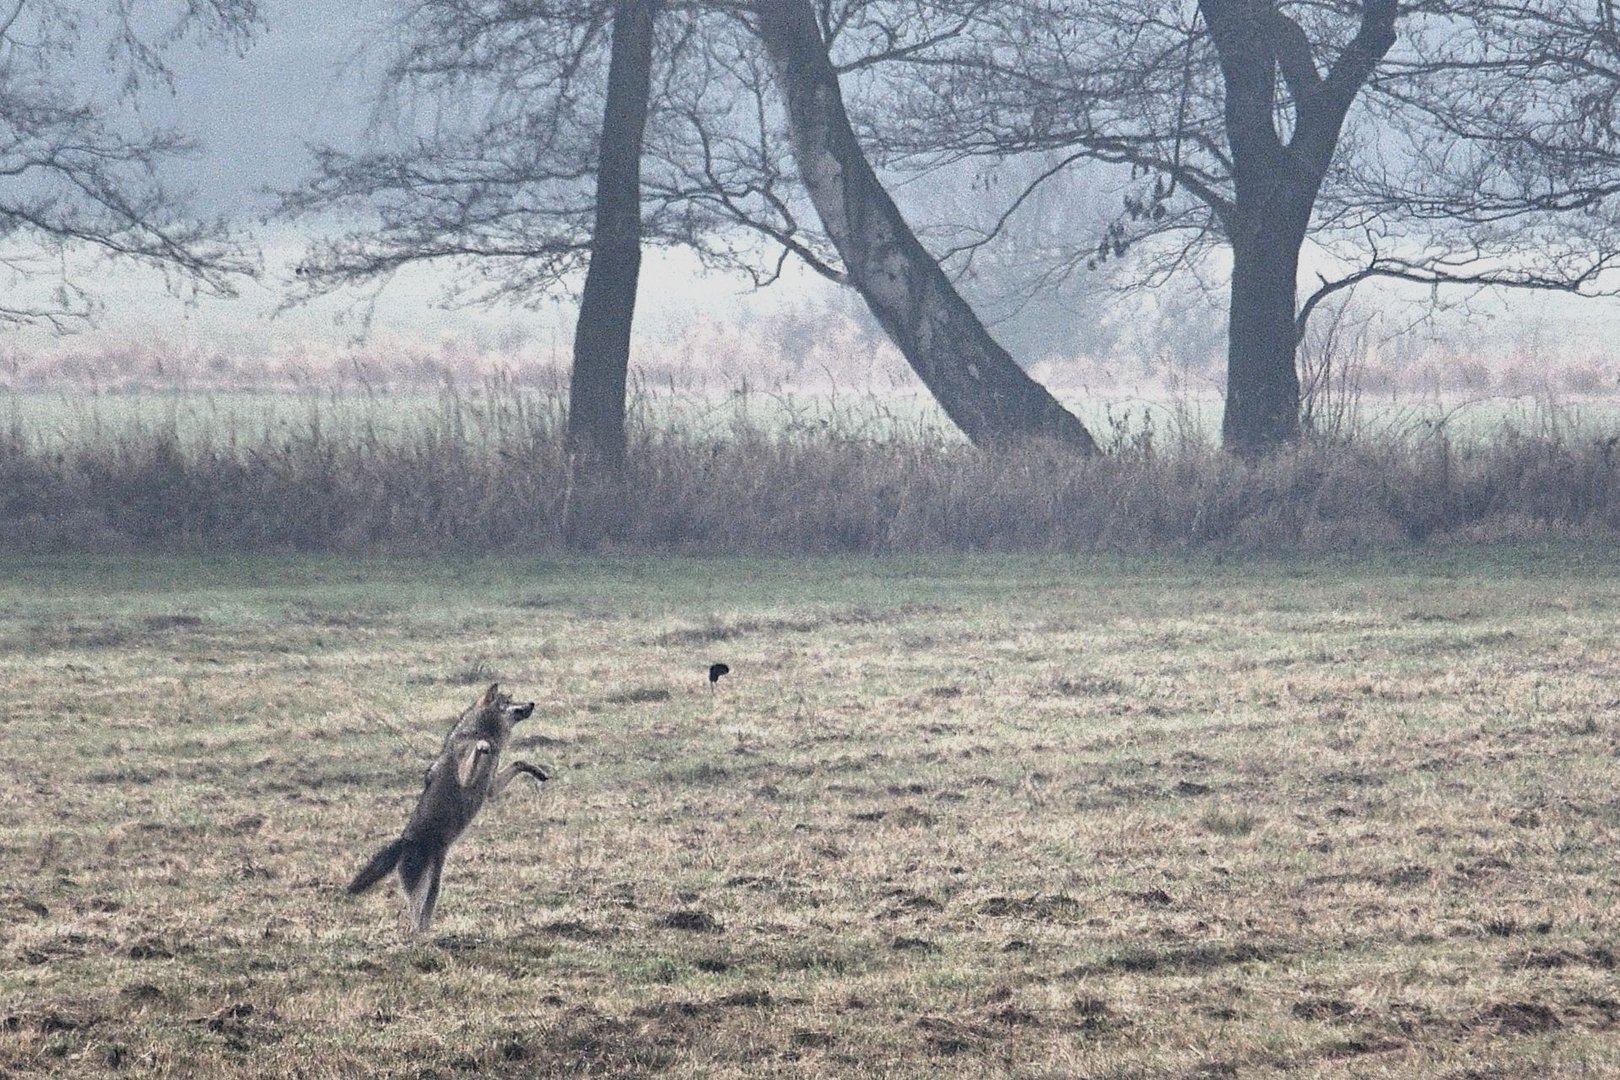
[347,683,551,932]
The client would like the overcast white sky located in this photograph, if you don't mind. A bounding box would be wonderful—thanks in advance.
[146,0,387,211]
[36,0,858,372]
[18,0,1619,387]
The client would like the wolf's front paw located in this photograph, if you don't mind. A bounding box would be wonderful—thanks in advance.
[516,761,551,783]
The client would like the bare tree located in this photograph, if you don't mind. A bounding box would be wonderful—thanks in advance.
[284,1,740,487]
[1202,0,1395,451]
[569,0,659,480]
[286,0,1101,453]
[878,0,1620,452]
[0,1,259,329]
[1367,3,1620,261]
[283,4,617,311]
[750,0,1097,450]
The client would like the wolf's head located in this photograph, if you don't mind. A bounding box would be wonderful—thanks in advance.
[475,682,535,731]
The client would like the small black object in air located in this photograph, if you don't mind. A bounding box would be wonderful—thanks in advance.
[709,663,730,685]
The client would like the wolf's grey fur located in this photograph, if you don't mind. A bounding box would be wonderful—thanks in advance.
[347,683,550,932]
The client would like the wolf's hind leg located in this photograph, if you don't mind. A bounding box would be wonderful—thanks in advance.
[489,760,550,799]
[401,843,447,933]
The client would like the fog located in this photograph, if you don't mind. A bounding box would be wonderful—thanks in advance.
[16,0,1617,393]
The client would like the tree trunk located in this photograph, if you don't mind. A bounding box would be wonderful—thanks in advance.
[752,0,1097,453]
[1201,0,1397,454]
[568,0,658,477]
[564,0,657,546]
[1222,230,1304,452]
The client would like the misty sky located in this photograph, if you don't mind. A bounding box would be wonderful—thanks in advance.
[23,0,1619,385]
[148,1,387,212]
[41,0,853,369]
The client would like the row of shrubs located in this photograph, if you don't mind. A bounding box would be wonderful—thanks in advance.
[4,391,1620,553]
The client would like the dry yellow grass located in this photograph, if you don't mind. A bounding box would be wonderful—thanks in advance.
[0,549,1617,1078]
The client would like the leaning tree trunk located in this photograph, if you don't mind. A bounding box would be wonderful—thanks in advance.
[567,0,658,478]
[753,0,1097,453]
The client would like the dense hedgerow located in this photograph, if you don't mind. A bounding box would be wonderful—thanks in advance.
[3,387,1620,553]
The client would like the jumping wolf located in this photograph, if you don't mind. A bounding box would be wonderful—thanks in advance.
[347,683,550,932]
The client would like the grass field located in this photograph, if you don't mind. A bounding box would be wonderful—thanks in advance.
[1,549,1618,1078]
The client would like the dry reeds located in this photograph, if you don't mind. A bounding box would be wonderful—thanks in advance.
[3,385,1620,553]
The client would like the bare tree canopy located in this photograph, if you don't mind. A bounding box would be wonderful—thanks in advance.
[0,0,260,330]
[283,0,1620,456]
[867,0,1620,449]
[286,0,1099,450]
[282,2,718,311]
[1366,2,1620,279]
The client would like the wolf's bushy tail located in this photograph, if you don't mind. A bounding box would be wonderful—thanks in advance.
[348,836,449,932]
[347,838,407,895]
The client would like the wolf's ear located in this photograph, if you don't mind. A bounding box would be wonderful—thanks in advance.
[479,682,502,707]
